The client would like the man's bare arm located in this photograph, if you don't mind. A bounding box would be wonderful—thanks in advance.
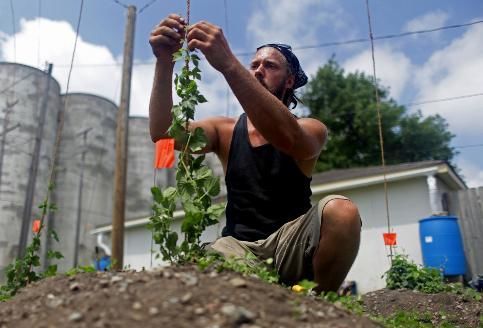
[186,21,327,160]
[148,14,222,154]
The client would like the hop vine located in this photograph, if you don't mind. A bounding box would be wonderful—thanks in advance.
[149,34,225,263]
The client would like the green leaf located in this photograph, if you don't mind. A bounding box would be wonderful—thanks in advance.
[49,229,60,242]
[151,186,163,204]
[47,250,64,260]
[204,176,220,197]
[43,264,58,277]
[189,127,208,152]
[206,203,225,219]
[196,94,207,103]
[172,49,184,62]
[166,232,178,252]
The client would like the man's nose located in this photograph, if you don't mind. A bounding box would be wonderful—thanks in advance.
[254,65,264,79]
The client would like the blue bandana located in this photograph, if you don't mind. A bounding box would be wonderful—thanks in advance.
[256,43,308,89]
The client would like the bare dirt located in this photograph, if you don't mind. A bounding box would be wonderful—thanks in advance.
[0,264,481,327]
[363,288,482,327]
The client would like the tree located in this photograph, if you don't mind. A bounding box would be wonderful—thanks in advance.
[301,59,456,172]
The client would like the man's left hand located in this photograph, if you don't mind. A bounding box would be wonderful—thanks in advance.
[187,21,236,73]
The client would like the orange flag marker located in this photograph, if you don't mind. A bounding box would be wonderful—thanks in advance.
[32,219,41,234]
[154,139,175,169]
[383,232,397,246]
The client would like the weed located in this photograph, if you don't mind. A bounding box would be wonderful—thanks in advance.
[65,265,96,277]
[0,195,63,301]
[320,291,365,316]
[384,254,445,293]
[196,252,279,284]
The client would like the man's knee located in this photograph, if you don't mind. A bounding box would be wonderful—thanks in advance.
[321,198,361,231]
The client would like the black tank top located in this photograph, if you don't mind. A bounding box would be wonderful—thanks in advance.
[223,113,312,241]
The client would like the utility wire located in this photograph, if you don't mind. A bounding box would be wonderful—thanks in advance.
[139,0,160,14]
[405,92,483,107]
[110,0,129,9]
[52,17,483,68]
[40,0,84,230]
[9,0,17,64]
[0,71,37,96]
[37,0,42,68]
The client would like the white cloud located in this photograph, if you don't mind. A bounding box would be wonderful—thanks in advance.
[0,17,239,119]
[413,24,483,135]
[246,0,348,78]
[456,158,483,188]
[343,46,412,100]
[0,18,121,103]
[403,10,449,36]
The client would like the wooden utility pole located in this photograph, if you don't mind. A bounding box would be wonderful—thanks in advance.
[18,63,53,258]
[111,5,136,271]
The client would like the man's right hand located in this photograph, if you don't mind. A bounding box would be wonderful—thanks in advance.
[149,14,186,63]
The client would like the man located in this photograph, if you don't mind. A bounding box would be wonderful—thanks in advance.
[149,14,361,293]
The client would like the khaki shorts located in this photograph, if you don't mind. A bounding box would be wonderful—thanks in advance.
[205,195,351,285]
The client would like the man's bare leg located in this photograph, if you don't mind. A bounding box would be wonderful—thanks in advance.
[312,199,361,293]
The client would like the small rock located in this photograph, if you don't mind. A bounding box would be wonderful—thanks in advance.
[180,292,193,304]
[110,276,123,284]
[168,297,179,304]
[68,312,83,322]
[69,282,80,291]
[221,304,256,325]
[229,277,247,288]
[162,271,172,279]
[118,283,128,293]
[194,307,205,315]
[130,313,143,321]
[99,279,109,288]
[179,273,199,286]
[68,276,76,281]
[132,301,142,310]
[148,307,159,316]
[209,271,218,278]
[46,294,63,308]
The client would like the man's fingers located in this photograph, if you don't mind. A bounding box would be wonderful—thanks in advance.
[153,17,185,34]
[187,27,211,44]
[149,34,179,48]
[187,39,208,52]
[151,25,183,41]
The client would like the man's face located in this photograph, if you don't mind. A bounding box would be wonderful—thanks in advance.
[249,47,295,101]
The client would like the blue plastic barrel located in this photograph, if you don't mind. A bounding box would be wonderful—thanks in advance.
[419,216,466,276]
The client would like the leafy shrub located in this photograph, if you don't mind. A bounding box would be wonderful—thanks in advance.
[384,254,445,293]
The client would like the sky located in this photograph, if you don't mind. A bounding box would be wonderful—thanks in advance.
[0,0,482,187]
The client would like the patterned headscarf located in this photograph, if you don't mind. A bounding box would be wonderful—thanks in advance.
[256,43,308,89]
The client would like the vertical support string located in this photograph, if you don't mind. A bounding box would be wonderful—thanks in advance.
[364,0,393,261]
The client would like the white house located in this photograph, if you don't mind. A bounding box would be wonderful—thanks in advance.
[91,160,466,293]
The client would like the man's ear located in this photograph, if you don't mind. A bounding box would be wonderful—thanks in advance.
[285,75,295,89]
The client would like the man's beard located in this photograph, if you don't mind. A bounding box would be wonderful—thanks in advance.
[257,78,286,101]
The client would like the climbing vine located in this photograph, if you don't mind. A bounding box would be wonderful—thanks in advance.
[148,26,225,263]
[0,188,63,301]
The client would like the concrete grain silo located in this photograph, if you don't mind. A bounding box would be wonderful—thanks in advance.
[0,63,61,278]
[126,116,162,221]
[52,93,117,271]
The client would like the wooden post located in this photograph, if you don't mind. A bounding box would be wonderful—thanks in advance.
[111,5,136,271]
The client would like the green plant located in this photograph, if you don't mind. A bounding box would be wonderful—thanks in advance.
[148,24,224,263]
[196,252,279,284]
[65,265,96,277]
[384,254,445,293]
[320,291,365,315]
[445,282,482,301]
[0,196,63,301]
